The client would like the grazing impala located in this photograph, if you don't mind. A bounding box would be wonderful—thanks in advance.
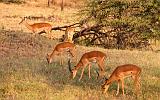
[19,17,52,36]
[46,42,75,65]
[101,64,142,96]
[68,51,107,81]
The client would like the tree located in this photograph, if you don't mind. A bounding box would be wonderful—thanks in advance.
[74,0,160,49]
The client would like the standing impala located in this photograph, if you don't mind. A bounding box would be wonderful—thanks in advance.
[19,17,52,36]
[101,64,142,96]
[68,51,107,81]
[46,42,75,65]
[64,27,75,43]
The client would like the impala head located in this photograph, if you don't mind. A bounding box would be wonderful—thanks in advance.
[101,79,110,94]
[46,53,52,64]
[68,59,77,79]
[96,70,106,80]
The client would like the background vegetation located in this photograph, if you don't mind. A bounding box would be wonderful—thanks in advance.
[75,0,160,49]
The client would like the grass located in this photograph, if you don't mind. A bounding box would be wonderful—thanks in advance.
[0,30,160,100]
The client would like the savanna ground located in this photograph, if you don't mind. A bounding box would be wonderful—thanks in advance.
[0,1,160,100]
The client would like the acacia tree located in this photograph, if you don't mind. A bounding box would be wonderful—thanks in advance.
[74,0,160,49]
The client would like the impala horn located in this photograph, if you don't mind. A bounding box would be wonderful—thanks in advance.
[19,17,25,24]
[96,70,99,79]
[68,59,72,73]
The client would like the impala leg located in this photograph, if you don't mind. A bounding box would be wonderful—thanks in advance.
[88,64,91,79]
[121,79,125,96]
[46,30,50,39]
[45,27,52,38]
[59,53,62,65]
[47,30,51,38]
[79,68,85,81]
[49,28,52,39]
[61,58,64,65]
[132,75,140,95]
[61,56,64,65]
[32,30,36,36]
[59,52,63,65]
[137,76,141,92]
[132,75,137,92]
[116,80,120,96]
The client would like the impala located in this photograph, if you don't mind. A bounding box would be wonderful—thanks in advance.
[46,42,75,65]
[68,51,107,81]
[64,27,75,43]
[19,17,52,36]
[101,64,142,96]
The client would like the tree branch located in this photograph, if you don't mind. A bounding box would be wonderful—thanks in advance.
[38,22,80,34]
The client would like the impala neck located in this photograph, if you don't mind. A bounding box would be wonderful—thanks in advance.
[74,62,82,70]
[105,75,117,85]
[23,21,33,31]
[49,50,56,58]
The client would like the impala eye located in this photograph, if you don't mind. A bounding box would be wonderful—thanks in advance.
[101,85,105,89]
[102,87,105,89]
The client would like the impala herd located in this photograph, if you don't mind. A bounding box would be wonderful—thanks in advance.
[19,17,142,96]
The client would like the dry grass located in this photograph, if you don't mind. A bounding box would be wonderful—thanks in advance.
[0,30,160,100]
[0,2,160,100]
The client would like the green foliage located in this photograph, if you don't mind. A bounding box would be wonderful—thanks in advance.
[78,0,160,49]
[89,0,160,37]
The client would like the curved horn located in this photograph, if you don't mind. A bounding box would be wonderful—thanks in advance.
[96,70,99,79]
[68,59,72,73]
[104,76,107,80]
[19,17,25,24]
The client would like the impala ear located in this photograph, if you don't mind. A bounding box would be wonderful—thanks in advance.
[47,53,50,56]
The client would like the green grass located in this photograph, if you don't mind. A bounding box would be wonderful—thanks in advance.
[0,30,160,100]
